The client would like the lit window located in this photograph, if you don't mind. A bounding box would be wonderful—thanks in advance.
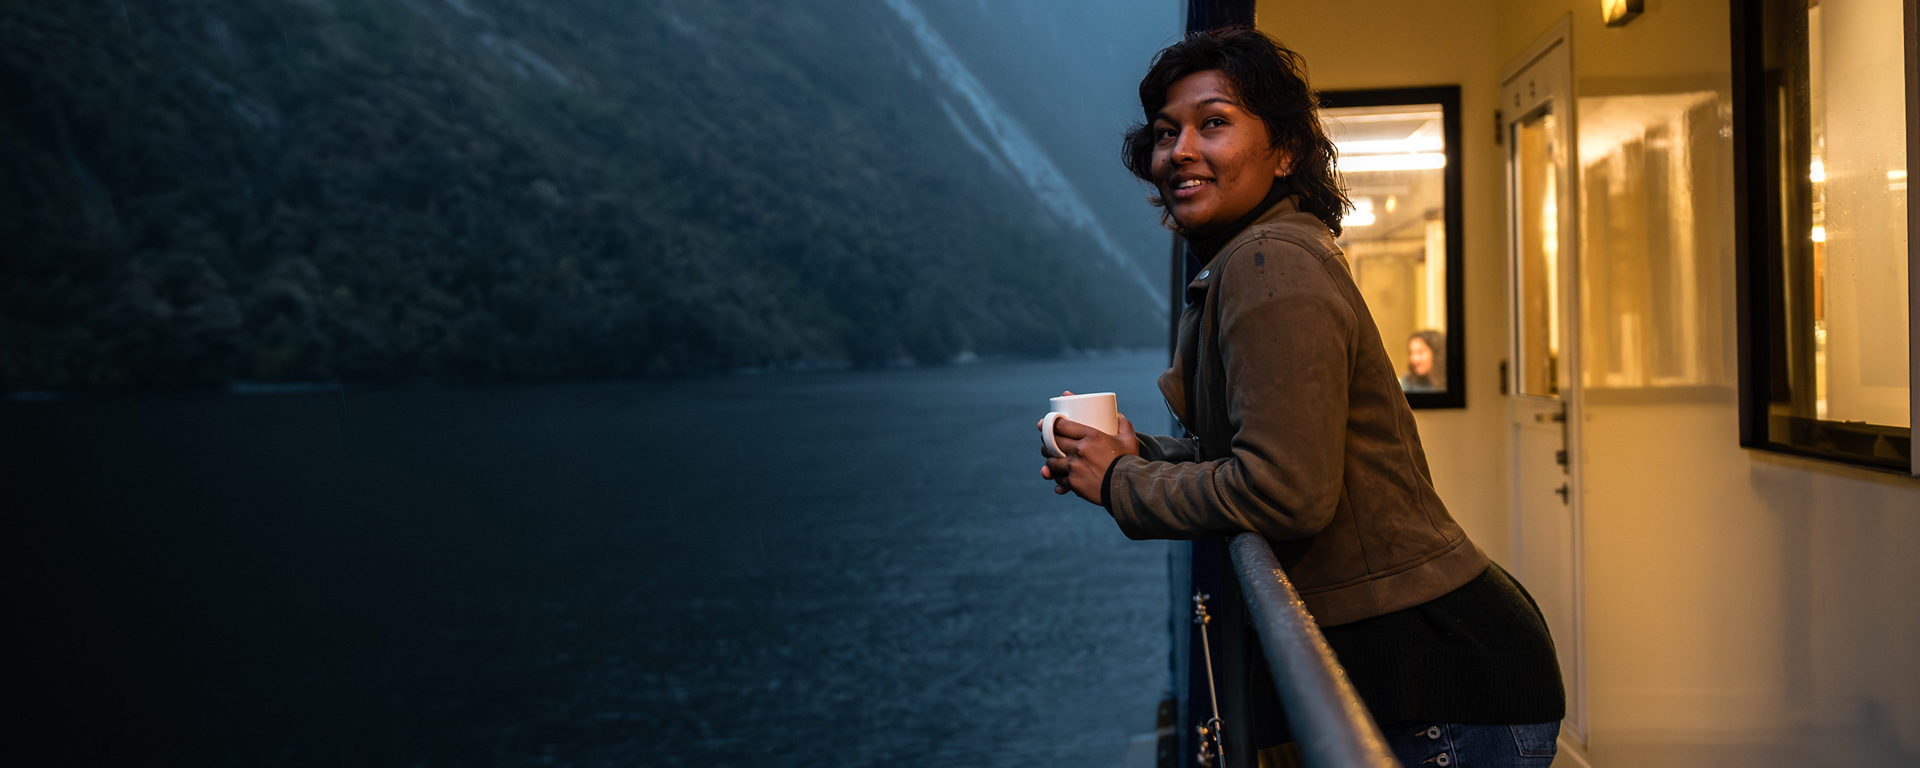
[1321,88,1464,408]
[1735,0,1914,471]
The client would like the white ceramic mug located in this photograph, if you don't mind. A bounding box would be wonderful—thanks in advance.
[1041,392,1119,459]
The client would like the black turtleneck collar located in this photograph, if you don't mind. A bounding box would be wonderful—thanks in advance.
[1175,183,1297,278]
[1185,181,1293,265]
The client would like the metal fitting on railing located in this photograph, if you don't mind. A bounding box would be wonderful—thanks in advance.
[1192,592,1225,767]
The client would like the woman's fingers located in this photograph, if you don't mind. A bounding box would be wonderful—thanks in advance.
[1049,417,1093,440]
[1043,417,1091,461]
[1041,435,1081,458]
[1044,461,1070,493]
[1115,414,1140,455]
[1039,409,1099,500]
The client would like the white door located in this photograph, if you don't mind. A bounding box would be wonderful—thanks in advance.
[1502,19,1587,749]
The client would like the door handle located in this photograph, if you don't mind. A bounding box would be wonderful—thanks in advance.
[1554,483,1569,503]
[1534,411,1566,423]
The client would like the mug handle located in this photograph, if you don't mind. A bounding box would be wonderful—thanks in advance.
[1041,411,1067,459]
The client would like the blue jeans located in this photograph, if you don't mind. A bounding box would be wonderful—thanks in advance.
[1381,721,1559,767]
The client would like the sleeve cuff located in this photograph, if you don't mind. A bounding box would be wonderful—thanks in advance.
[1101,455,1126,511]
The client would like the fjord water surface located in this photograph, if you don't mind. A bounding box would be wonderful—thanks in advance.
[3,351,1173,767]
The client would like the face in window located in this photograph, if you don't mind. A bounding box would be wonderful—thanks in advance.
[1151,69,1292,238]
[1407,335,1435,378]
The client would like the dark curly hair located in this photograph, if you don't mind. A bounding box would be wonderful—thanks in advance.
[1122,27,1351,236]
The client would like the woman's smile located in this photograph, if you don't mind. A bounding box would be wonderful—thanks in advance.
[1171,175,1212,199]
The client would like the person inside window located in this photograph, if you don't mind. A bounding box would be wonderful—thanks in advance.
[1401,329,1445,393]
[1039,27,1563,768]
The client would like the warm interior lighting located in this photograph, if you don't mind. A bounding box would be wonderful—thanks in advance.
[1336,138,1444,155]
[1339,153,1447,172]
[1347,197,1376,226]
[1811,225,1827,242]
[1543,164,1559,360]
[1810,158,1826,182]
[1603,0,1643,26]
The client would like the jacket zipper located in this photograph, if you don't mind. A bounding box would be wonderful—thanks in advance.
[1191,298,1206,462]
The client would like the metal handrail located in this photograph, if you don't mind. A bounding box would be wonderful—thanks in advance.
[1227,533,1398,768]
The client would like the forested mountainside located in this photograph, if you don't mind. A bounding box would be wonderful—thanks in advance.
[0,0,1164,390]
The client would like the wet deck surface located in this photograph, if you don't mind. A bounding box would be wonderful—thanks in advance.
[4,352,1173,767]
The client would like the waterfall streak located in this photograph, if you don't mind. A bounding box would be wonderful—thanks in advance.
[882,0,1159,301]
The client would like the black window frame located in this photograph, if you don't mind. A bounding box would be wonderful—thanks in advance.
[1731,0,1919,474]
[1320,86,1468,409]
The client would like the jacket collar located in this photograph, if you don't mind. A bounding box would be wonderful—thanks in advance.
[1184,192,1306,304]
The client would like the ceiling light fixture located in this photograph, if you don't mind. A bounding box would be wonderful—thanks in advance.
[1603,0,1642,26]
[1339,153,1447,173]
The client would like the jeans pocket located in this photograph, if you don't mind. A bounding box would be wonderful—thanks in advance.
[1508,721,1560,758]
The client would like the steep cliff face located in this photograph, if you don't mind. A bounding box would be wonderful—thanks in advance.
[0,0,1165,390]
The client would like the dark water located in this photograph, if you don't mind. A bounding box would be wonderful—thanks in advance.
[2,352,1175,767]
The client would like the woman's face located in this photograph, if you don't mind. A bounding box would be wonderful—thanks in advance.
[1150,69,1291,238]
[1407,337,1434,377]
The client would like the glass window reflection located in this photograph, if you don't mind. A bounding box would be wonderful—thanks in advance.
[1322,93,1462,405]
[1577,91,1728,390]
[1737,0,1912,469]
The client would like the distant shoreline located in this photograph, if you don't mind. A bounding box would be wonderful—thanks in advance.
[2,346,1167,403]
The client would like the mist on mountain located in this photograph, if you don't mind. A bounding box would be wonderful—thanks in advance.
[0,0,1178,390]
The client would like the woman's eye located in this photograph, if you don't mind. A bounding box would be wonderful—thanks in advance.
[1203,117,1227,129]
[1155,127,1177,141]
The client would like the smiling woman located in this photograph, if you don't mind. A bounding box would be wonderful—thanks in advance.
[1043,26,1567,768]
[1120,28,1349,241]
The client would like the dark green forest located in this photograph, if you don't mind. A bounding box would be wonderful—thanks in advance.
[0,0,1160,391]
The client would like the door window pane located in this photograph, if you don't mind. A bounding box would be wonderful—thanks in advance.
[1515,111,1564,398]
[1577,92,1730,389]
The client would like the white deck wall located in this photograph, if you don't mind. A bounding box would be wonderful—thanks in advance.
[1256,0,1920,765]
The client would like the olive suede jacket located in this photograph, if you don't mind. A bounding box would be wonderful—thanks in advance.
[1103,197,1489,627]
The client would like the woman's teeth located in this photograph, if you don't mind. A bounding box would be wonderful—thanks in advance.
[1178,179,1205,189]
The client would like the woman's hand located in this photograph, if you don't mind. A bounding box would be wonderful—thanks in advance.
[1040,411,1140,506]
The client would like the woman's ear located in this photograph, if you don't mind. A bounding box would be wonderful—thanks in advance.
[1272,147,1294,178]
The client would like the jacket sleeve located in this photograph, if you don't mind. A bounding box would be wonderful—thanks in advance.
[1103,240,1354,541]
[1135,433,1198,463]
